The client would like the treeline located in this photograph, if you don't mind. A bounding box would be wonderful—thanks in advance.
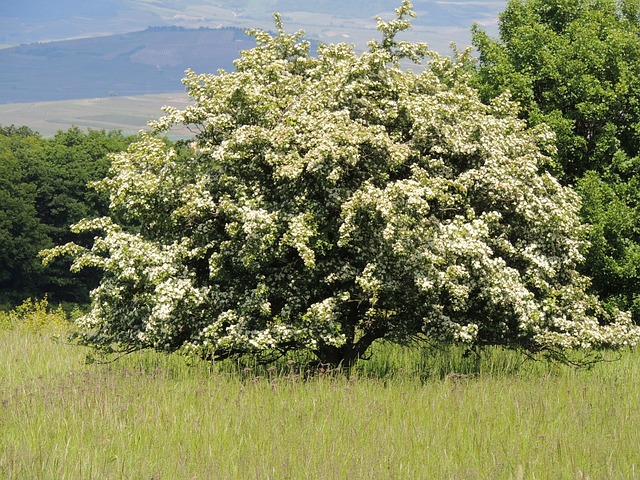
[0,125,136,308]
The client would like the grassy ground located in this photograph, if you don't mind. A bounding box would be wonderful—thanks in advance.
[1,302,639,479]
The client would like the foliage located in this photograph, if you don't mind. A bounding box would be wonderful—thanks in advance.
[32,127,135,304]
[472,0,640,318]
[0,130,49,302]
[0,125,135,306]
[0,296,71,333]
[44,1,640,366]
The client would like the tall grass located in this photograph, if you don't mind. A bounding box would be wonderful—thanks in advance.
[1,301,639,479]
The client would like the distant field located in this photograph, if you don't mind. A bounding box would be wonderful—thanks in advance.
[0,27,255,104]
[0,93,193,138]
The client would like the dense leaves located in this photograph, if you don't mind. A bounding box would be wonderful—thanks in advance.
[44,1,640,366]
[0,128,48,302]
[472,0,640,319]
[0,125,135,306]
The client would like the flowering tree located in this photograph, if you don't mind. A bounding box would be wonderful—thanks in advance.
[43,1,640,367]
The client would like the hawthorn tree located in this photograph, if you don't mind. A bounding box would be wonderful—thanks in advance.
[43,1,640,366]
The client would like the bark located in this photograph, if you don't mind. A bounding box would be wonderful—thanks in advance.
[314,327,385,369]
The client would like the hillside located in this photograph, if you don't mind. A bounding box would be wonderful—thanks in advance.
[0,0,503,128]
[0,27,255,104]
[0,0,503,55]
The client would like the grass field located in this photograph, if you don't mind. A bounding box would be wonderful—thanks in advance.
[2,302,640,479]
[0,93,193,138]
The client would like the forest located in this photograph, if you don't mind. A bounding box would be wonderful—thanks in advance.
[0,125,136,308]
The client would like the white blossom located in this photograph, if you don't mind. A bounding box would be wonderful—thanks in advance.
[41,1,640,364]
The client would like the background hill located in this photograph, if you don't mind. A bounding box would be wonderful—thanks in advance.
[0,0,502,54]
[0,0,503,134]
[0,26,255,103]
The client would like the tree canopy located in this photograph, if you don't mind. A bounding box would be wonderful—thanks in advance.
[0,126,134,307]
[43,1,640,366]
[0,128,48,303]
[472,0,640,319]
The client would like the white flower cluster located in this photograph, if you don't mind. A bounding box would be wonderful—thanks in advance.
[42,1,640,362]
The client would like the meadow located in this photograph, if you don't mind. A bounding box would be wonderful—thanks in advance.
[1,300,639,479]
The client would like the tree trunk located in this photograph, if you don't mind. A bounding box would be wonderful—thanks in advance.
[314,328,384,369]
